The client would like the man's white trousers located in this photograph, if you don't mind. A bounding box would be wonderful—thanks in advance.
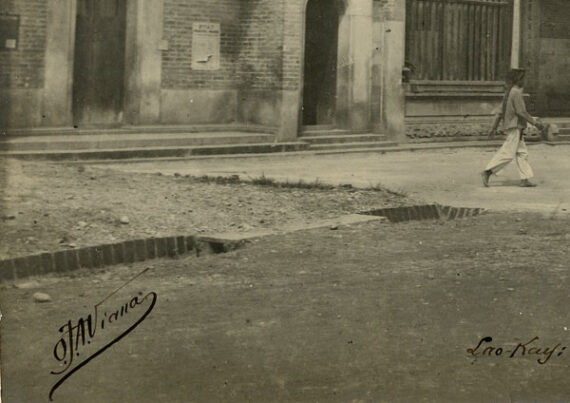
[485,128,534,180]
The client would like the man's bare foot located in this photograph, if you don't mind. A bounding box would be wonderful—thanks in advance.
[481,170,492,187]
[520,179,537,187]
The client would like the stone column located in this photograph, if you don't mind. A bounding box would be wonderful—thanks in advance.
[41,0,76,127]
[276,1,304,142]
[511,0,521,68]
[337,0,373,131]
[124,0,163,125]
[379,1,406,142]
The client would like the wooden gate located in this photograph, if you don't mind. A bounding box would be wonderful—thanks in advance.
[72,0,127,126]
[405,0,513,81]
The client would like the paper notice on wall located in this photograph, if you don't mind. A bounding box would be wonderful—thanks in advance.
[191,22,220,70]
[0,15,19,51]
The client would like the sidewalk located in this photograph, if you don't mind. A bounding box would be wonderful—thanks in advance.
[101,144,570,214]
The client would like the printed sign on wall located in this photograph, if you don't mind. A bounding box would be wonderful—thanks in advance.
[0,15,19,51]
[191,22,220,70]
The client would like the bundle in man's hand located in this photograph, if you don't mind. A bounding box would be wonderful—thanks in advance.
[524,120,559,142]
[541,123,559,142]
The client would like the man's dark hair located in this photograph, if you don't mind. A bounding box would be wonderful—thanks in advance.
[505,68,526,86]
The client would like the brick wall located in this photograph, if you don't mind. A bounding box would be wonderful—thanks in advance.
[237,0,285,91]
[0,0,46,89]
[281,0,303,91]
[162,0,295,91]
[162,0,242,89]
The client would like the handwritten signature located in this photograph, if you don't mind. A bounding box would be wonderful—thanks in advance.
[467,336,567,365]
[49,268,157,401]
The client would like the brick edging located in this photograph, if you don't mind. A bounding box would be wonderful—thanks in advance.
[359,204,484,223]
[1,205,486,282]
[0,234,247,283]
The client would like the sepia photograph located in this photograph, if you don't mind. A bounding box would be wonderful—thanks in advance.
[1,0,569,401]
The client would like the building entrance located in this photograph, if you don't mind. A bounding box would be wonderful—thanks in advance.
[302,0,340,126]
[72,0,127,126]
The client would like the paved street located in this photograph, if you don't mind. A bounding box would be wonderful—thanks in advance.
[102,144,570,215]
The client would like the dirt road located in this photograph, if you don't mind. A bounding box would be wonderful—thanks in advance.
[2,213,570,402]
[101,144,570,214]
[0,159,407,260]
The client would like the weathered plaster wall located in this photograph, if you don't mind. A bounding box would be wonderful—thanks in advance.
[42,0,75,127]
[125,0,163,125]
[374,0,406,141]
[0,0,46,129]
[536,0,570,115]
[336,0,373,131]
[520,0,540,112]
[520,0,569,115]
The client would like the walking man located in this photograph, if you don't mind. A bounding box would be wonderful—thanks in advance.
[481,68,543,187]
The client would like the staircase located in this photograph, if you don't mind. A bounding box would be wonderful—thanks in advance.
[300,125,397,152]
[3,120,563,162]
[545,118,570,144]
[0,126,309,160]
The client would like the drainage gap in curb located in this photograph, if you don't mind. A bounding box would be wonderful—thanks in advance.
[358,204,484,223]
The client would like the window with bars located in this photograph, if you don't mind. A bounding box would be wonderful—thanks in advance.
[405,0,513,82]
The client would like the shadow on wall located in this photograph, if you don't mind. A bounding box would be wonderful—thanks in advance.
[237,0,284,90]
[0,96,8,222]
[0,157,6,224]
[0,87,10,134]
[236,0,284,126]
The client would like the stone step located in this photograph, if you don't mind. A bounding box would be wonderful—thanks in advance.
[410,135,504,143]
[309,141,398,151]
[0,132,274,151]
[544,119,570,129]
[2,124,275,137]
[553,135,570,144]
[0,142,310,161]
[302,124,335,131]
[301,128,372,136]
[301,134,388,144]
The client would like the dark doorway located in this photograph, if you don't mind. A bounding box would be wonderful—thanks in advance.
[73,0,127,127]
[302,0,340,126]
